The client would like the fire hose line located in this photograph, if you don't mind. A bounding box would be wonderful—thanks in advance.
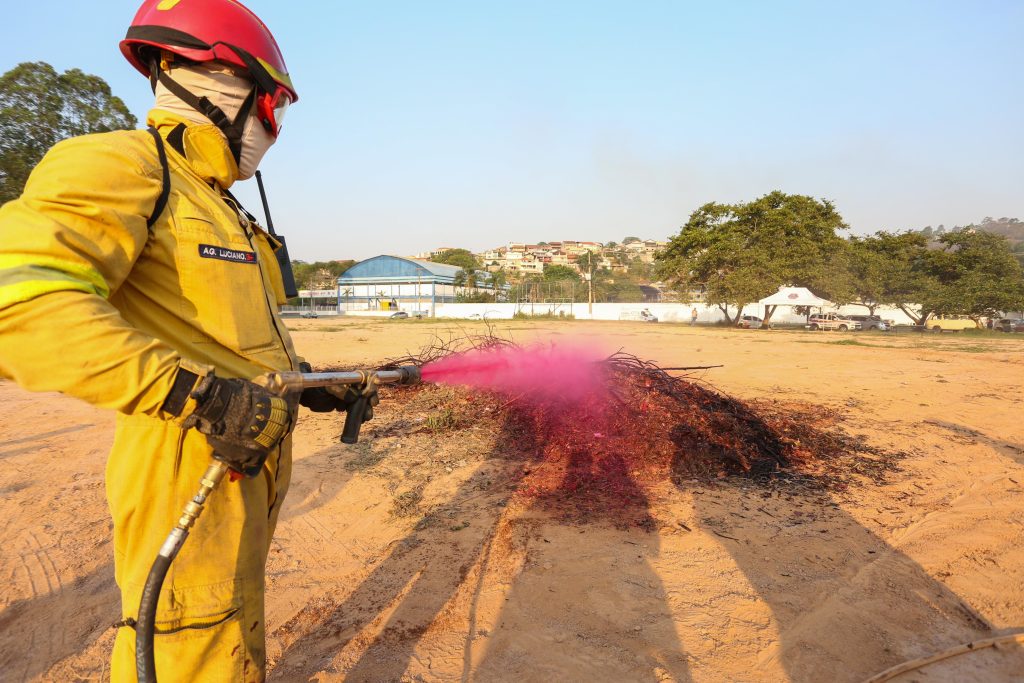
[135,366,420,683]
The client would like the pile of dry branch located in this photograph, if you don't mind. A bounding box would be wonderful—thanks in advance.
[368,333,902,521]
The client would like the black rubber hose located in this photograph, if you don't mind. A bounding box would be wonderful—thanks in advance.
[135,551,173,682]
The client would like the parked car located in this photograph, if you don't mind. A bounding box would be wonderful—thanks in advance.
[300,311,318,319]
[845,314,888,331]
[926,314,977,332]
[619,309,659,322]
[389,311,409,319]
[736,315,763,329]
[995,318,1024,332]
[808,313,861,331]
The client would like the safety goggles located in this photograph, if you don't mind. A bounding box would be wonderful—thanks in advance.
[213,42,295,138]
[256,86,291,138]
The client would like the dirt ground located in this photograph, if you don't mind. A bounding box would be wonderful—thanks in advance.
[2,319,1023,682]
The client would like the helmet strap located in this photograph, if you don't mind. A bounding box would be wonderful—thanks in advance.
[148,53,161,93]
[155,69,256,164]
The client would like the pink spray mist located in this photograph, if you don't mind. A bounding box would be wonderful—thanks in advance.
[420,343,609,404]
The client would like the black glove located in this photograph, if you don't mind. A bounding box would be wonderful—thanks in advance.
[297,362,345,413]
[326,382,380,422]
[298,362,379,421]
[183,373,293,477]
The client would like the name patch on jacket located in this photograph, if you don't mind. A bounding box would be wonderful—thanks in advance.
[198,244,257,264]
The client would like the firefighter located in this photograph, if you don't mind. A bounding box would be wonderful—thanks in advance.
[0,0,351,679]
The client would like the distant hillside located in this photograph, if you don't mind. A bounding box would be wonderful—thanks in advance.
[975,217,1024,246]
[914,217,1024,264]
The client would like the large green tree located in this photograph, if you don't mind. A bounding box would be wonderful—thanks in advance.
[921,230,1024,326]
[430,248,479,271]
[543,264,581,282]
[848,232,935,322]
[0,62,136,204]
[657,192,850,324]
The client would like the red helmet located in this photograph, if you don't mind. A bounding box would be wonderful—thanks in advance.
[120,0,298,106]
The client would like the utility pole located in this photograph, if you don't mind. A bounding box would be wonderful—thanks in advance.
[587,254,593,316]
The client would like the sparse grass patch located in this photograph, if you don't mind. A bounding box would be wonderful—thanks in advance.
[512,311,575,320]
[947,344,1008,354]
[425,408,462,432]
[344,446,385,471]
[828,338,869,347]
[391,489,424,518]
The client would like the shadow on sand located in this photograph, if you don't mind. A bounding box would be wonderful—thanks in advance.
[0,562,117,682]
[270,408,693,682]
[672,415,1011,681]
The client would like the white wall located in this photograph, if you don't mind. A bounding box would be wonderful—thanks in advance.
[334,301,920,325]
[430,302,733,322]
[414,302,919,324]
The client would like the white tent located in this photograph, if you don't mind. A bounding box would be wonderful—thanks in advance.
[758,286,830,307]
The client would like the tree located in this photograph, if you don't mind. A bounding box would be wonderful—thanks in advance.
[848,237,887,315]
[453,267,479,289]
[657,192,850,324]
[577,251,598,273]
[1,62,136,204]
[920,230,1024,326]
[848,232,934,322]
[488,269,508,301]
[430,248,479,270]
[291,260,355,290]
[624,255,654,280]
[565,252,645,303]
[602,279,644,302]
[622,236,641,244]
[543,264,581,282]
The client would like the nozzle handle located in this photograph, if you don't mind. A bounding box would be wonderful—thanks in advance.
[341,395,371,444]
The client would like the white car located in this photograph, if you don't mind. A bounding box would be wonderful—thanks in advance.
[808,313,861,331]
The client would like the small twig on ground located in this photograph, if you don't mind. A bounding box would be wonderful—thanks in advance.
[493,393,526,413]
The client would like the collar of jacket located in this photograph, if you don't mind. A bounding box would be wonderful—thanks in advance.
[146,110,240,190]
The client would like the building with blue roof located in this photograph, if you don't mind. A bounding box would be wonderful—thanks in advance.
[337,255,490,315]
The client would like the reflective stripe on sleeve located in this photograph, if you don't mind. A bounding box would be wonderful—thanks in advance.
[0,255,110,309]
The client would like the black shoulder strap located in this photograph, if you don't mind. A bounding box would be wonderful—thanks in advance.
[146,127,171,230]
[220,188,260,225]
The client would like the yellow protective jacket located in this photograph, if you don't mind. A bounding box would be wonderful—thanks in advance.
[0,111,299,682]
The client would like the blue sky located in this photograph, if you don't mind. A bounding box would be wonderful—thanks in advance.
[3,1,1022,261]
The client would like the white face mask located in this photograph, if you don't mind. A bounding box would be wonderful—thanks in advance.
[236,107,275,181]
[153,62,276,180]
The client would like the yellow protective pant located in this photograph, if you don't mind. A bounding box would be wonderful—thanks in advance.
[108,415,292,682]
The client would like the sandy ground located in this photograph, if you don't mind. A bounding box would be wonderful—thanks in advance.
[2,319,1023,682]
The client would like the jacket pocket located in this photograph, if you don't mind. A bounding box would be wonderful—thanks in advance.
[150,603,246,680]
[155,606,240,637]
[174,215,276,354]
